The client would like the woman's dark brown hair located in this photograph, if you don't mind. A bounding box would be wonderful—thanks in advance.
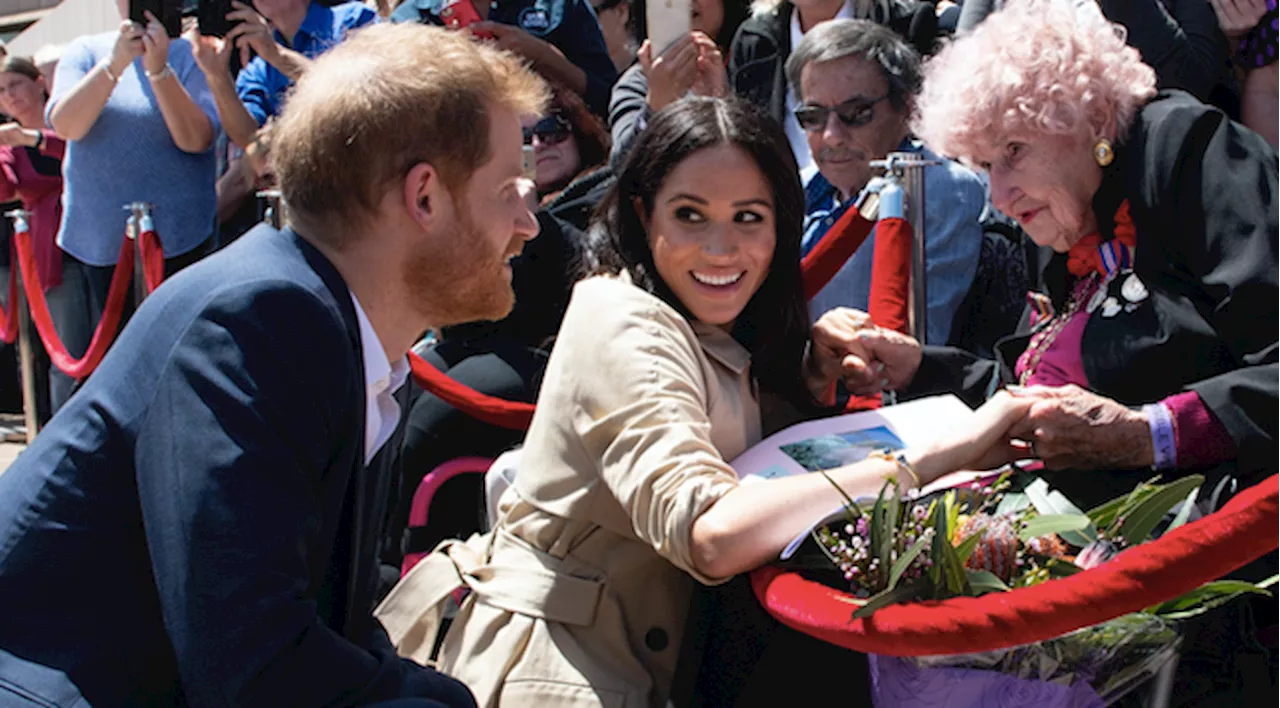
[589,96,815,410]
[539,84,611,200]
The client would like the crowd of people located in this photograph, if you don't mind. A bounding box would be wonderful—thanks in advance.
[0,0,1275,706]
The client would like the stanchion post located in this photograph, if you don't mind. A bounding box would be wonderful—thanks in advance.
[868,153,938,342]
[6,209,39,442]
[257,189,283,229]
[124,202,152,306]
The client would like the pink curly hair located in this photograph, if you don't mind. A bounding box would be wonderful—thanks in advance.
[912,0,1157,164]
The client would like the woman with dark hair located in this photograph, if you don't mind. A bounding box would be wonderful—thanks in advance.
[378,96,1029,708]
[525,85,611,210]
[607,0,748,169]
[0,56,69,414]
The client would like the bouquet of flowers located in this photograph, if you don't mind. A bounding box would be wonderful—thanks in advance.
[802,467,1275,707]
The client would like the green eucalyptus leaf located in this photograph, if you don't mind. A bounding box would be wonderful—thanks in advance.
[1088,477,1160,531]
[996,491,1030,515]
[934,505,969,594]
[954,530,983,564]
[851,583,921,620]
[881,482,902,576]
[1147,578,1273,619]
[1024,479,1097,546]
[1163,486,1200,534]
[965,569,1009,594]
[1118,475,1204,545]
[1018,514,1091,542]
[818,468,863,520]
[888,534,932,590]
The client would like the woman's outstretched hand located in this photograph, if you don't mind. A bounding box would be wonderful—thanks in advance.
[1007,384,1154,471]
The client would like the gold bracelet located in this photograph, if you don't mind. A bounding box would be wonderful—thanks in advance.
[869,449,921,490]
[100,62,119,84]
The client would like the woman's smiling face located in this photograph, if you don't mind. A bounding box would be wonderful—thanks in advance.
[645,144,776,329]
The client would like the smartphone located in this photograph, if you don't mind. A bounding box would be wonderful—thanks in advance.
[439,0,493,38]
[647,0,691,55]
[196,0,242,38]
[130,0,183,38]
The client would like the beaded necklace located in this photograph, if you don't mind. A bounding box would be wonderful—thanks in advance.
[1018,273,1099,385]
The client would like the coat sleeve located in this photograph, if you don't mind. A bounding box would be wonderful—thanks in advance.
[133,282,471,708]
[607,64,649,172]
[1143,98,1279,475]
[1100,0,1228,101]
[562,280,740,586]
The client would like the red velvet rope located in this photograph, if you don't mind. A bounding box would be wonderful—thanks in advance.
[13,227,135,379]
[801,206,876,301]
[139,228,165,294]
[408,351,535,431]
[750,474,1279,656]
[0,244,17,345]
[868,216,911,335]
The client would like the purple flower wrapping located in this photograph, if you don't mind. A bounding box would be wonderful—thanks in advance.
[868,654,1106,708]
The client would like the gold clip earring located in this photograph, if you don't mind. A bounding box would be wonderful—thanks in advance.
[1093,138,1114,167]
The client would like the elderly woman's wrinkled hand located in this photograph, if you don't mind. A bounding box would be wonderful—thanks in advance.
[808,309,921,396]
[1007,384,1154,471]
[1208,0,1269,39]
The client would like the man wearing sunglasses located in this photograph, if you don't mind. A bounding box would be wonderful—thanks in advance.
[787,18,985,346]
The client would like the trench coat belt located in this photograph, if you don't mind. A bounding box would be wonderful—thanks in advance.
[375,527,606,660]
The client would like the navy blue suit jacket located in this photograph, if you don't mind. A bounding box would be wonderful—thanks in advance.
[0,227,474,707]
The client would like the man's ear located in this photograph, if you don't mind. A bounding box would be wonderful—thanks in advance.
[405,162,444,230]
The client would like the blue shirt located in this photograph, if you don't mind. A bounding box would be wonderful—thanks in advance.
[236,1,378,126]
[804,140,986,345]
[392,0,618,115]
[48,34,220,266]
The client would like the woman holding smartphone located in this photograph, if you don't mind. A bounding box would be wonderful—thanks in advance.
[607,0,747,169]
[378,97,1030,708]
[45,0,218,411]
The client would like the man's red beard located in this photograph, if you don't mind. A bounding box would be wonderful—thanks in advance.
[403,194,523,328]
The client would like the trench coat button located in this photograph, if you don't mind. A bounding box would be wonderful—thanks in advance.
[645,627,669,652]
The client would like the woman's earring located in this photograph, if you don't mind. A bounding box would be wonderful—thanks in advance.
[1093,138,1114,167]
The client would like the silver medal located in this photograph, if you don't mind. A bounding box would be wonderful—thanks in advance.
[1087,286,1108,313]
[1121,273,1149,303]
[1100,297,1122,318]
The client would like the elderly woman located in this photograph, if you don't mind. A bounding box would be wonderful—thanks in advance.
[843,0,1276,509]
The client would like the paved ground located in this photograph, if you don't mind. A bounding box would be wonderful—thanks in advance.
[0,441,20,473]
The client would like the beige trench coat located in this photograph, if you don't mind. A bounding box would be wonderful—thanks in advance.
[376,275,764,707]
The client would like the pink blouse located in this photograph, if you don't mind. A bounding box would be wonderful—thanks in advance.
[0,130,65,290]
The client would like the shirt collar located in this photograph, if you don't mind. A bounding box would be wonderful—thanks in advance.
[692,321,752,375]
[276,1,332,45]
[349,293,409,397]
[789,0,855,52]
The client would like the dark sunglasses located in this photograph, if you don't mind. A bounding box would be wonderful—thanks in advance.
[523,115,573,146]
[794,93,891,132]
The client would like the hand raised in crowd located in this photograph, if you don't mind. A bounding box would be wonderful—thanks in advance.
[470,22,559,70]
[225,1,286,71]
[109,19,145,77]
[638,33,700,111]
[1007,384,1155,471]
[0,122,40,148]
[690,32,728,100]
[809,308,923,395]
[1207,0,1269,39]
[140,11,172,75]
[187,26,235,82]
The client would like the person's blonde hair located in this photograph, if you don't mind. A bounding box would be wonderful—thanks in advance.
[271,23,548,243]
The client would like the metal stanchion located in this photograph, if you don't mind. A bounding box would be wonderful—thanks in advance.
[867,153,938,342]
[124,202,153,306]
[257,189,283,228]
[6,209,38,442]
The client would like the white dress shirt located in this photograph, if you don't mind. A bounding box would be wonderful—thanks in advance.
[350,293,411,465]
[785,0,857,187]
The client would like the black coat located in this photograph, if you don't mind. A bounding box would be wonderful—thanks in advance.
[907,91,1278,508]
